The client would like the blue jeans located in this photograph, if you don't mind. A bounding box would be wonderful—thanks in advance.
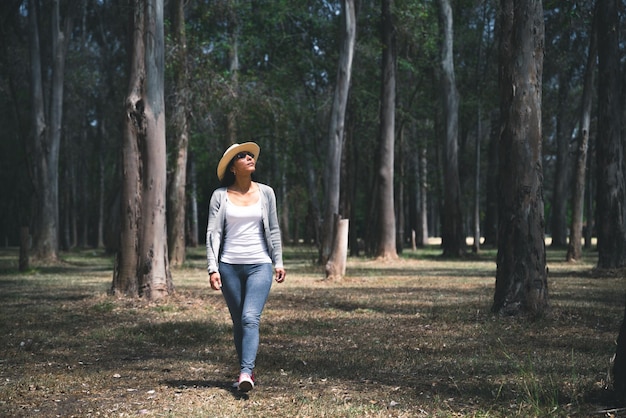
[219,262,273,375]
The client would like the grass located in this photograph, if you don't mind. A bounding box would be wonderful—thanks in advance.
[0,243,623,417]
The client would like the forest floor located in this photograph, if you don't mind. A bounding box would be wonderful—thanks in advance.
[0,243,624,417]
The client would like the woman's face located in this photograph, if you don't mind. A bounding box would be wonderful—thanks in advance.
[230,151,256,177]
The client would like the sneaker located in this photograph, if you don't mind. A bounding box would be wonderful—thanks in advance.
[237,372,255,392]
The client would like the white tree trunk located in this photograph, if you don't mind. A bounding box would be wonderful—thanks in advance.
[325,217,349,280]
[320,0,356,266]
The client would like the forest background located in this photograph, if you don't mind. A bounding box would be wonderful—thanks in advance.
[1,0,604,263]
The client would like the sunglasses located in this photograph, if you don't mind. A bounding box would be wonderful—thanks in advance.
[234,151,255,160]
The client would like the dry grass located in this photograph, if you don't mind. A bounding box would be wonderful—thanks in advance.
[0,244,623,417]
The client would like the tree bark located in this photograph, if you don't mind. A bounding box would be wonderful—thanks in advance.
[167,0,190,267]
[320,0,356,267]
[112,0,173,300]
[567,5,597,262]
[492,0,548,317]
[473,105,481,253]
[186,153,199,247]
[550,21,575,248]
[438,0,465,257]
[482,110,499,247]
[595,0,626,269]
[375,0,398,260]
[418,143,429,246]
[325,217,349,280]
[27,0,71,261]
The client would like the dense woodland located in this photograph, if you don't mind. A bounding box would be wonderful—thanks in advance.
[2,1,626,302]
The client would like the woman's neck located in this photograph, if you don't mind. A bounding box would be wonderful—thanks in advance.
[230,177,254,194]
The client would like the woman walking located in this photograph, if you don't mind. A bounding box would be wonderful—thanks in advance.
[206,142,286,392]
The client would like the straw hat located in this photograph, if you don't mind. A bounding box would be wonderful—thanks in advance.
[216,142,261,181]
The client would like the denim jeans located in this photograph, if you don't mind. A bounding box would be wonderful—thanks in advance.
[219,262,273,375]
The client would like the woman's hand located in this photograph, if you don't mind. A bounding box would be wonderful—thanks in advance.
[209,272,222,290]
[275,267,286,283]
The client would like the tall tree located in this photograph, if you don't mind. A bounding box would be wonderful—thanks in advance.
[548,16,575,248]
[27,0,72,261]
[437,0,464,257]
[492,0,548,316]
[111,0,173,299]
[167,0,190,267]
[375,0,398,260]
[320,0,356,268]
[595,0,626,269]
[567,4,597,262]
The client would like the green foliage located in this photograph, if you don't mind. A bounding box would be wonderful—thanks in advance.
[0,0,605,264]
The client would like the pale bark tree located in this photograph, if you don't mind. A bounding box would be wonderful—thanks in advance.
[492,0,548,316]
[112,0,173,300]
[418,144,429,246]
[375,0,398,260]
[186,153,199,247]
[437,0,465,257]
[483,110,499,247]
[550,26,575,248]
[473,107,481,253]
[167,0,190,267]
[27,0,72,261]
[595,0,626,270]
[566,5,597,262]
[320,0,356,271]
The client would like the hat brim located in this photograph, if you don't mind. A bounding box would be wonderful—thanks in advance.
[217,142,261,181]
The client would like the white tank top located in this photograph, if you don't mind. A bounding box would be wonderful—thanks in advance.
[221,200,272,264]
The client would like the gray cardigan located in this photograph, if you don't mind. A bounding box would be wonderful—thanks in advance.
[206,183,284,274]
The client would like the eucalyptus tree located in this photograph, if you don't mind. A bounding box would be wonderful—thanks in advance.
[492,0,548,316]
[437,0,465,257]
[0,1,31,247]
[166,0,190,267]
[27,0,73,261]
[321,0,356,278]
[567,3,597,262]
[451,0,499,252]
[542,2,595,248]
[595,0,626,270]
[111,0,173,299]
[375,0,399,260]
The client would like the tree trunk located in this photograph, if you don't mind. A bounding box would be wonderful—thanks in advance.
[112,0,173,300]
[396,127,405,254]
[492,0,548,317]
[28,0,71,262]
[325,217,349,280]
[567,5,597,262]
[438,0,465,257]
[375,0,398,260]
[550,58,575,247]
[167,0,189,267]
[595,0,626,269]
[97,117,106,249]
[186,153,199,247]
[473,105,481,253]
[483,109,499,247]
[320,0,356,266]
[418,143,429,246]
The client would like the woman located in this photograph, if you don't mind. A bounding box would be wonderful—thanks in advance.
[206,142,286,393]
